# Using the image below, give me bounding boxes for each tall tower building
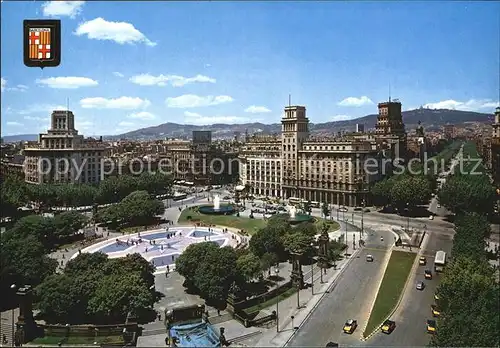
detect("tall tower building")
[281,106,309,193]
[493,107,500,138]
[375,100,405,135]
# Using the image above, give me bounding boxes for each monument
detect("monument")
[290,252,304,289]
[198,194,236,215]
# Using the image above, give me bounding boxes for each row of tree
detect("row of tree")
[432,212,499,347]
[0,172,173,218]
[35,253,156,324]
[370,174,433,209]
[95,190,165,227]
[0,211,88,309]
[175,215,345,308]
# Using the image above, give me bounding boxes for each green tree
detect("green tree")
[0,175,28,218]
[176,242,220,288]
[452,213,490,262]
[433,257,499,347]
[370,178,393,207]
[294,222,318,237]
[10,215,56,250]
[390,175,432,210]
[321,202,329,218]
[236,253,261,282]
[282,232,314,255]
[119,190,165,225]
[53,211,88,241]
[259,252,279,275]
[266,214,291,236]
[438,173,495,215]
[249,227,285,258]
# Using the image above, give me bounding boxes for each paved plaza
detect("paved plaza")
[74,225,241,274]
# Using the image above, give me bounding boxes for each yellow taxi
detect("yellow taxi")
[419,256,427,265]
[343,319,358,334]
[431,305,440,317]
[381,320,396,334]
[427,319,437,334]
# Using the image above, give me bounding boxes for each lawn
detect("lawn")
[243,287,297,315]
[31,334,124,345]
[178,206,266,235]
[363,250,416,337]
[315,218,340,232]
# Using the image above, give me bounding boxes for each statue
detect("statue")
[416,121,424,137]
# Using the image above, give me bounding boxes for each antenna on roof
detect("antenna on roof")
[389,83,391,103]
[67,97,69,111]
[289,94,291,107]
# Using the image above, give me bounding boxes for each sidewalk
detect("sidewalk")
[253,232,362,347]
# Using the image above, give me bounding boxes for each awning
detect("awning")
[235,185,245,191]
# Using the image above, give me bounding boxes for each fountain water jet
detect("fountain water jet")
[213,195,221,211]
[289,205,297,219]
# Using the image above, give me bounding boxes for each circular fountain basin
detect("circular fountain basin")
[289,213,315,225]
[198,204,236,215]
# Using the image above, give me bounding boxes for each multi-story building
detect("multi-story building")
[491,107,500,186]
[23,110,108,184]
[239,102,400,206]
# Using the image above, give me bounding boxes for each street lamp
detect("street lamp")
[406,202,410,233]
[361,199,365,235]
[274,266,280,332]
[310,242,315,295]
[10,284,16,348]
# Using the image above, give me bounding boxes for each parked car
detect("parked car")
[366,255,374,262]
[381,320,396,334]
[416,281,425,290]
[424,270,433,279]
[343,319,358,334]
[419,256,427,265]
[431,305,440,317]
[427,319,437,334]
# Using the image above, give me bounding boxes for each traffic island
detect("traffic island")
[362,250,416,338]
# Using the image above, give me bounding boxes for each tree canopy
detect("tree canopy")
[370,174,432,209]
[35,252,156,324]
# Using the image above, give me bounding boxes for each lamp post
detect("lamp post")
[10,284,16,348]
[275,266,280,332]
[406,202,410,233]
[361,199,365,235]
[310,242,315,295]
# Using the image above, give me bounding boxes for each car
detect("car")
[419,256,427,265]
[434,293,440,301]
[424,269,433,279]
[366,255,374,262]
[363,208,371,213]
[381,320,396,334]
[416,281,425,290]
[431,305,440,317]
[343,319,358,334]
[427,319,437,334]
[354,207,362,211]
[325,342,339,347]
[429,215,434,220]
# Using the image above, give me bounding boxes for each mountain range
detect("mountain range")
[1,108,493,142]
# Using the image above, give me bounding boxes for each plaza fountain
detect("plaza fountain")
[198,194,236,215]
[288,205,314,224]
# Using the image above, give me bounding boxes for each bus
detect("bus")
[173,192,188,201]
[434,250,446,272]
[289,197,301,204]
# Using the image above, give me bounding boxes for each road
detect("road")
[366,232,453,346]
[287,226,394,347]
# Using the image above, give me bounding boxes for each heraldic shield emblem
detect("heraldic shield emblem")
[23,19,61,68]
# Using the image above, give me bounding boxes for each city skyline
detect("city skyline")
[1,1,499,136]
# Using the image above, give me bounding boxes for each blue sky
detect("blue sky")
[1,1,499,136]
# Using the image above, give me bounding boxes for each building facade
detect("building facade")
[239,102,403,206]
[23,110,108,184]
[491,107,500,186]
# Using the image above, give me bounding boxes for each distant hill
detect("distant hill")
[114,108,492,140]
[2,134,38,142]
[1,108,492,142]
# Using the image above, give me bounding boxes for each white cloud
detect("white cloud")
[331,115,354,121]
[166,94,234,108]
[74,18,156,46]
[24,115,50,122]
[80,96,151,109]
[338,96,373,107]
[41,1,85,18]
[423,99,500,111]
[183,111,251,125]
[18,104,67,115]
[36,76,98,89]
[128,111,155,120]
[244,105,271,113]
[1,78,27,92]
[6,121,23,127]
[118,121,135,127]
[113,72,124,78]
[130,74,216,87]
